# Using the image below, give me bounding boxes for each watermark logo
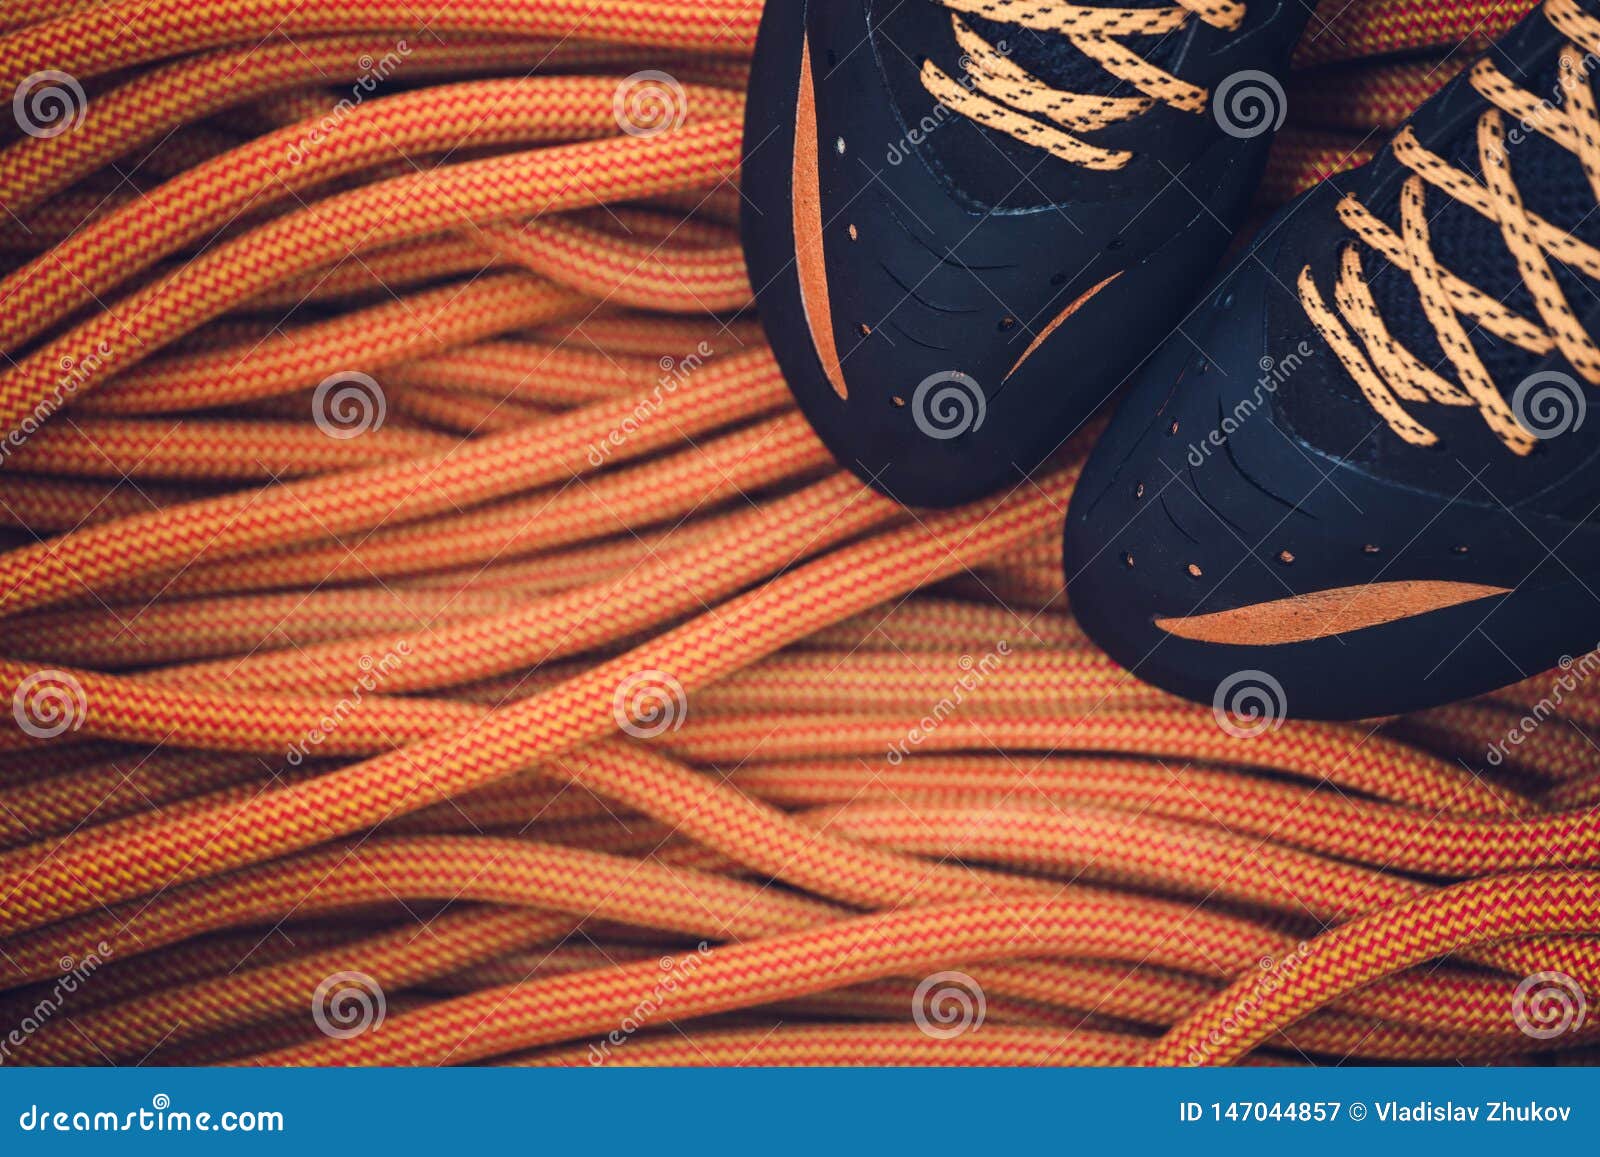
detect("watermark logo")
[1184,943,1311,1064]
[1512,971,1587,1040]
[1212,669,1287,739]
[1488,646,1600,766]
[612,670,688,739]
[284,41,412,165]
[587,341,713,467]
[2,341,113,468]
[887,642,1009,765]
[1485,47,1600,167]
[1212,70,1287,140]
[1187,341,1315,466]
[911,370,986,440]
[587,943,713,1064]
[1512,370,1586,440]
[286,644,409,765]
[312,371,386,439]
[0,942,113,1065]
[912,971,986,1039]
[12,670,87,739]
[886,40,1011,164]
[311,971,386,1039]
[13,71,87,139]
[613,71,688,138]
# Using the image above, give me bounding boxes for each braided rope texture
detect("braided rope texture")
[2,0,1596,1069]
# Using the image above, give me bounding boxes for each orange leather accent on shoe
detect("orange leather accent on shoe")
[1155,579,1510,645]
[1005,273,1121,380]
[793,37,849,401]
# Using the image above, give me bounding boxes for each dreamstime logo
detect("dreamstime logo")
[1487,646,1600,766]
[886,39,1012,164]
[1487,48,1600,166]
[613,71,688,137]
[312,371,386,439]
[1,340,113,468]
[311,971,386,1039]
[1212,70,1286,140]
[887,642,1009,765]
[587,942,713,1064]
[1512,971,1588,1040]
[1187,341,1316,466]
[1212,669,1286,739]
[11,670,87,739]
[1184,942,1312,1065]
[283,40,412,165]
[13,71,88,139]
[911,371,986,440]
[1512,371,1586,440]
[0,941,113,1065]
[586,341,713,467]
[612,669,688,739]
[912,971,986,1040]
[15,1093,283,1133]
[285,643,409,765]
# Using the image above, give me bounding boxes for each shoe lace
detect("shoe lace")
[919,0,1247,171]
[1299,0,1600,455]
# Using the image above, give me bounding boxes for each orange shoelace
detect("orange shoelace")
[2,0,1597,1071]
[1298,0,1600,453]
[920,0,1246,170]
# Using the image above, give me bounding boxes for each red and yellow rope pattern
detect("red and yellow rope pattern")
[1,0,1594,1068]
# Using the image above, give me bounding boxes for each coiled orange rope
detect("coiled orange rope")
[1,0,1593,1069]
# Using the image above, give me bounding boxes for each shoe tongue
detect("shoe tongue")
[1362,50,1600,405]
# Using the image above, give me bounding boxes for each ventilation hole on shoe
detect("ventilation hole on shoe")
[1123,552,1135,569]
[1278,550,1295,564]
[835,136,847,155]
[847,223,858,241]
[1107,236,1125,251]
[858,323,871,337]
[891,395,905,408]
[1134,482,1145,500]
[1187,563,1203,578]
[997,316,1017,332]
[1363,544,1380,555]
[1452,544,1469,555]
[1195,357,1209,374]
[1217,290,1235,309]
[1167,420,1179,436]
